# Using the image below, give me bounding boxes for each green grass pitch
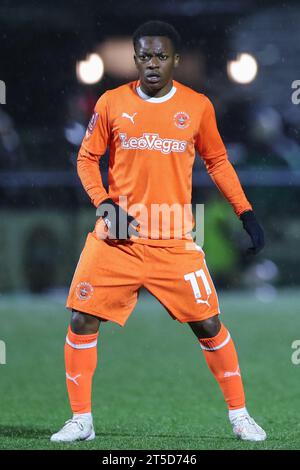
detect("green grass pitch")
[0,289,299,450]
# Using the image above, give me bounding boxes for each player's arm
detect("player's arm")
[77,146,109,207]
[77,92,111,207]
[77,93,139,239]
[196,96,264,254]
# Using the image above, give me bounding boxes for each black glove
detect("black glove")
[96,198,140,239]
[240,210,265,255]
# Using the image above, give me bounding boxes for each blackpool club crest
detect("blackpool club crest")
[173,111,191,129]
[76,282,94,301]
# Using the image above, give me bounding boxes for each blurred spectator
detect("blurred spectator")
[248,105,300,169]
[0,108,25,169]
[64,90,96,167]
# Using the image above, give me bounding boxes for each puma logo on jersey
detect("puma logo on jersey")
[224,366,241,378]
[66,372,81,386]
[122,112,137,124]
[119,132,187,154]
[196,299,211,307]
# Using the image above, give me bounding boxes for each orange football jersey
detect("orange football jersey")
[77,80,252,245]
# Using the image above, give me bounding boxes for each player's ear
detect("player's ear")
[134,54,138,67]
[174,54,180,68]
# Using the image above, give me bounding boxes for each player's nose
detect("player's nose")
[148,56,160,68]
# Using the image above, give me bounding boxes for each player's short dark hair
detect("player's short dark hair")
[133,20,181,53]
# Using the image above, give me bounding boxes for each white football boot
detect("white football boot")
[229,412,266,441]
[50,415,95,443]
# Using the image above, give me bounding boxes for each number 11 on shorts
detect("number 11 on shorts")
[184,269,212,305]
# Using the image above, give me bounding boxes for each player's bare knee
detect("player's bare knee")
[189,315,221,339]
[203,316,221,337]
[70,310,100,334]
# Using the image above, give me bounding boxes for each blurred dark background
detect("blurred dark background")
[0,0,299,300]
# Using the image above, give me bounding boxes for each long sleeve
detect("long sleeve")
[77,92,111,208]
[196,96,252,217]
[77,147,108,207]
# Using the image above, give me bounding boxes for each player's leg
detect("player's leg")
[188,314,266,441]
[50,310,100,443]
[188,314,221,338]
[71,309,101,334]
[144,243,266,441]
[51,234,143,443]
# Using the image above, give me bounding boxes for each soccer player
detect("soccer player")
[51,21,266,443]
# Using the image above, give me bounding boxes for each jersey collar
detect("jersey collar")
[136,84,177,103]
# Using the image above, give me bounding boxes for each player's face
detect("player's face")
[134,36,179,97]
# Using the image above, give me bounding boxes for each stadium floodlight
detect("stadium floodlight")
[227,53,258,84]
[76,53,104,84]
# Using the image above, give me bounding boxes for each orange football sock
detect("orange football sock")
[64,326,99,414]
[199,323,245,410]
